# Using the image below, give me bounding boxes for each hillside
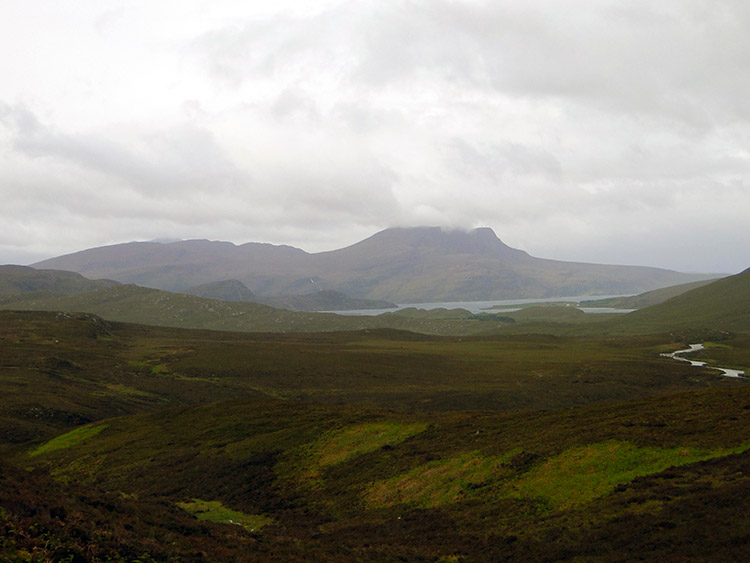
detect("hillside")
[263,289,397,312]
[14,389,750,562]
[0,265,119,302]
[580,278,718,309]
[33,226,716,302]
[181,279,259,302]
[611,267,750,334]
[0,284,503,336]
[182,279,396,311]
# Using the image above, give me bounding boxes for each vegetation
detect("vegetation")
[176,499,273,532]
[2,266,750,561]
[29,424,108,457]
[309,422,429,470]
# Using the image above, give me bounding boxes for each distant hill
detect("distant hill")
[613,267,750,333]
[580,279,718,309]
[262,289,397,312]
[182,280,396,311]
[181,279,258,302]
[33,227,718,302]
[0,265,119,303]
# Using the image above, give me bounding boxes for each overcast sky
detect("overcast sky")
[1,0,748,273]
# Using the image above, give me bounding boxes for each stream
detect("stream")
[661,344,745,378]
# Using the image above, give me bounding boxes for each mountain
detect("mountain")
[33,227,718,302]
[0,265,119,303]
[182,279,396,311]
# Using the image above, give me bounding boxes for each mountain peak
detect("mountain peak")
[360,226,529,259]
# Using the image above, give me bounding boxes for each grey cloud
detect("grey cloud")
[189,5,363,87]
[2,103,250,197]
[445,138,563,184]
[287,167,399,221]
[271,87,321,121]
[353,1,750,125]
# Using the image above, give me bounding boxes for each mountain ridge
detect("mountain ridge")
[33,226,719,302]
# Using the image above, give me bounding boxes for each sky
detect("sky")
[1,0,749,273]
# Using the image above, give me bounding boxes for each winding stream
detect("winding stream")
[661,344,745,378]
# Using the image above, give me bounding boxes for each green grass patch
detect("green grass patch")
[92,384,160,398]
[703,342,732,350]
[310,422,428,473]
[29,424,108,457]
[364,440,750,511]
[365,450,518,508]
[149,363,169,376]
[505,440,750,510]
[128,359,169,376]
[176,499,272,532]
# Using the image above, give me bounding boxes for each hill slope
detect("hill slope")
[33,227,716,302]
[17,383,750,562]
[0,284,502,336]
[181,279,259,302]
[0,265,119,302]
[182,279,396,311]
[613,267,750,333]
[580,278,718,309]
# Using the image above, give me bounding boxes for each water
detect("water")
[322,294,634,316]
[577,307,635,314]
[661,343,745,378]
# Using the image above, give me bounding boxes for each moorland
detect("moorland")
[1,259,749,561]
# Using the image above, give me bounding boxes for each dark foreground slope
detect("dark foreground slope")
[33,227,716,301]
[9,386,750,562]
[2,299,749,560]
